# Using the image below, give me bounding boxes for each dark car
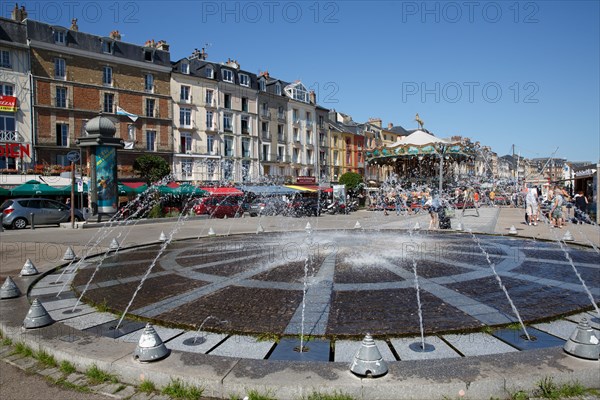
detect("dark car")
[287,197,322,217]
[1,198,84,229]
[248,197,287,217]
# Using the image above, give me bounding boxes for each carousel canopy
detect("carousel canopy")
[366,130,474,163]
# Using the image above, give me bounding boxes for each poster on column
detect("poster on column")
[95,145,117,213]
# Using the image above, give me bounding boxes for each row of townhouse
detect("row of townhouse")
[0,6,408,185]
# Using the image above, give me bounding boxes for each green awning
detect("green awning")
[0,186,11,196]
[10,180,65,196]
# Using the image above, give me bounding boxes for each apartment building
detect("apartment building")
[285,81,318,179]
[0,9,32,171]
[27,18,172,174]
[316,106,330,182]
[171,52,259,183]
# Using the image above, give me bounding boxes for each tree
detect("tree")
[339,172,363,193]
[133,154,170,183]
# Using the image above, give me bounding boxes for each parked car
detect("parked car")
[1,198,84,229]
[287,197,322,217]
[248,197,287,217]
[194,196,244,218]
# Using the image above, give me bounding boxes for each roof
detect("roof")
[396,130,447,146]
[26,19,171,67]
[0,17,27,46]
[172,58,259,89]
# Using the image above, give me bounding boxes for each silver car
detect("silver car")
[1,198,83,229]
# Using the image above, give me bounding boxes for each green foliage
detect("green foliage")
[138,379,157,393]
[85,364,118,385]
[13,342,34,357]
[2,337,12,346]
[162,378,204,400]
[59,360,76,374]
[338,172,363,190]
[510,390,529,400]
[133,154,170,183]
[246,389,277,400]
[304,391,356,400]
[535,377,586,399]
[148,202,165,219]
[35,349,57,367]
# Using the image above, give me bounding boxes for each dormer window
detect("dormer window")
[259,79,266,92]
[222,69,233,83]
[53,30,67,45]
[239,73,249,87]
[102,40,114,54]
[181,62,189,74]
[144,49,154,62]
[205,67,214,79]
[275,83,281,96]
[284,81,309,103]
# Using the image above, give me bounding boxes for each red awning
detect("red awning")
[121,181,147,189]
[200,187,244,195]
[166,181,180,188]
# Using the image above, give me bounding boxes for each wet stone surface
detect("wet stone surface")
[70,231,599,338]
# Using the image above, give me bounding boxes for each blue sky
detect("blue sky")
[7,1,599,162]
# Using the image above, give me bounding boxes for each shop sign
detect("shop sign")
[0,142,30,158]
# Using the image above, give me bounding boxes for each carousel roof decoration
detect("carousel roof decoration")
[365,129,477,164]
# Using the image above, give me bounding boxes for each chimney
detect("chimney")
[11,3,27,22]
[309,90,316,104]
[70,18,79,31]
[388,122,393,129]
[200,48,208,60]
[368,118,382,128]
[109,30,121,40]
[260,70,270,79]
[225,58,239,69]
[156,40,169,52]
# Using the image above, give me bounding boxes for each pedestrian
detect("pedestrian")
[573,191,588,224]
[549,188,564,228]
[525,186,539,226]
[489,189,496,206]
[425,194,440,230]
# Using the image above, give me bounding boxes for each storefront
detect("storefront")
[0,94,29,171]
[573,164,598,223]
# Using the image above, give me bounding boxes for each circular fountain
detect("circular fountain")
[71,230,599,342]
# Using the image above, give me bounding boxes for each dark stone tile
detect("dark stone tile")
[513,261,600,287]
[492,327,565,350]
[334,263,404,283]
[72,262,164,286]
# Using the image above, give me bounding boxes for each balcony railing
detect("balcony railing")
[277,135,286,143]
[260,110,271,118]
[0,130,18,142]
[179,95,193,104]
[277,112,286,120]
[277,154,291,162]
[261,132,271,140]
[204,99,216,107]
[292,118,301,126]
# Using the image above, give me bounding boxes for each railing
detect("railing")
[241,128,251,135]
[179,95,193,104]
[277,135,286,143]
[277,112,286,120]
[204,99,216,107]
[260,110,271,118]
[292,118,301,125]
[261,132,271,140]
[0,130,18,142]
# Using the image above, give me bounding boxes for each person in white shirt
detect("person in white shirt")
[525,186,539,226]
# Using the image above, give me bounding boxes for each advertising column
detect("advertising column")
[95,145,117,213]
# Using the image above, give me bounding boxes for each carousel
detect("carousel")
[365,116,478,191]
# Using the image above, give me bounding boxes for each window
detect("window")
[180,85,190,102]
[224,136,233,156]
[145,99,155,117]
[261,144,269,161]
[205,89,214,105]
[293,148,299,163]
[205,67,214,79]
[0,50,10,68]
[241,115,249,134]
[182,159,193,178]
[103,93,114,113]
[293,128,299,142]
[306,130,312,144]
[54,58,66,79]
[223,113,232,132]
[56,123,68,147]
[222,69,233,83]
[277,146,285,161]
[0,115,16,139]
[144,74,153,92]
[53,30,66,45]
[239,74,249,87]
[306,112,312,122]
[144,49,153,62]
[293,109,299,123]
[277,124,284,141]
[242,160,250,182]
[261,121,268,135]
[180,63,189,74]
[146,130,156,151]
[306,149,313,164]
[278,106,285,119]
[206,134,214,154]
[179,107,191,127]
[56,87,67,108]
[0,83,13,95]
[206,111,213,129]
[102,66,112,86]
[259,79,266,92]
[224,93,231,109]
[207,160,215,178]
[275,83,281,96]
[223,160,233,180]
[241,97,248,112]
[180,132,192,153]
[242,137,250,158]
[318,115,324,128]
[102,41,113,54]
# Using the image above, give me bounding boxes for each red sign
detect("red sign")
[0,95,17,112]
[296,176,316,184]
[0,143,30,158]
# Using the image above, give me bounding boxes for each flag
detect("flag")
[116,106,138,122]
